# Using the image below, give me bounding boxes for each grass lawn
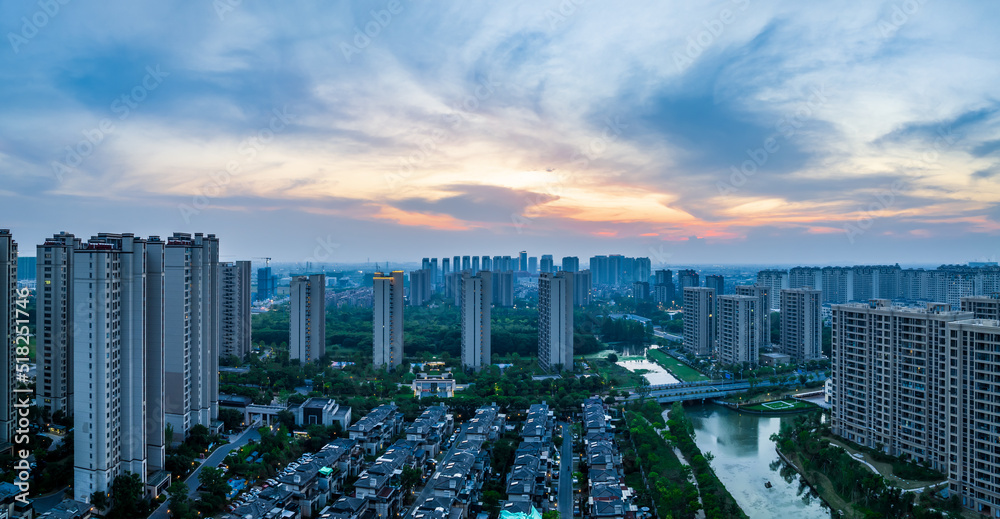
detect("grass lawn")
[646,348,708,382]
[585,358,647,388]
[741,399,816,412]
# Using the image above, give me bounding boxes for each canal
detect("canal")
[679,403,833,519]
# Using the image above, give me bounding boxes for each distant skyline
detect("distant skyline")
[3,2,1000,264]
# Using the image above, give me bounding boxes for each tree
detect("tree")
[165,423,174,445]
[218,408,244,431]
[277,409,296,431]
[606,353,619,363]
[167,481,196,519]
[400,466,422,494]
[108,472,145,519]
[90,491,109,511]
[543,511,561,519]
[197,467,230,513]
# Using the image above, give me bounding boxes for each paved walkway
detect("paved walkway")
[825,438,946,491]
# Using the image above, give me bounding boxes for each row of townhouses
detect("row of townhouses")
[583,398,637,519]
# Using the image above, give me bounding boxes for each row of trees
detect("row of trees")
[621,409,701,519]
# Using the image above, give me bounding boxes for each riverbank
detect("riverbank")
[775,446,855,518]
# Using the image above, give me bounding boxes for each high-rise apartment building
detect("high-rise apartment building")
[960,295,1000,320]
[373,271,404,370]
[607,255,623,286]
[755,270,789,310]
[256,266,277,301]
[705,274,724,295]
[683,287,715,357]
[573,270,591,307]
[852,266,875,302]
[429,258,438,287]
[735,285,771,350]
[632,281,650,301]
[821,267,853,304]
[654,269,675,305]
[561,256,579,273]
[634,257,651,283]
[589,255,608,285]
[37,232,82,415]
[461,255,471,272]
[678,269,699,290]
[471,256,480,272]
[780,288,822,361]
[0,230,16,446]
[538,272,573,372]
[717,295,759,366]
[540,255,554,274]
[519,251,527,272]
[441,257,451,282]
[290,274,326,364]
[528,256,538,274]
[481,256,491,272]
[492,270,514,307]
[460,271,491,371]
[408,269,432,306]
[789,266,821,290]
[219,261,252,360]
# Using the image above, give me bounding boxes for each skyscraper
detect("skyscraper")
[717,295,759,366]
[290,274,326,364]
[462,255,471,272]
[788,266,821,289]
[607,254,623,285]
[37,232,82,415]
[573,270,592,307]
[441,257,451,282]
[519,251,527,272]
[256,266,277,301]
[540,254,554,274]
[71,234,151,502]
[408,269,432,306]
[632,281,650,301]
[461,271,491,371]
[705,274,724,295]
[682,287,715,357]
[373,271,405,370]
[589,255,608,284]
[960,294,1000,320]
[220,261,252,360]
[678,269,699,290]
[538,272,573,372]
[735,285,771,349]
[634,257,651,283]
[756,269,789,310]
[780,288,822,361]
[528,256,538,274]
[492,270,514,307]
[0,230,16,446]
[561,256,579,273]
[821,266,853,304]
[654,269,675,305]
[481,255,492,272]
[471,256,480,272]
[429,258,438,287]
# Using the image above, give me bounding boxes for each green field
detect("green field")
[741,399,816,412]
[646,348,708,382]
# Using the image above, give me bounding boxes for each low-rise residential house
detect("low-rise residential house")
[348,404,404,455]
[35,501,93,519]
[223,488,300,519]
[406,406,455,457]
[317,497,368,519]
[463,405,505,442]
[582,398,608,435]
[521,404,553,444]
[413,497,462,519]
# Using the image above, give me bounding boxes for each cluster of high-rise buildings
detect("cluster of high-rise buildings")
[757,264,1000,310]
[682,281,822,367]
[0,230,252,504]
[831,296,1000,516]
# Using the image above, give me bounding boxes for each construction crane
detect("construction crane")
[252,257,272,267]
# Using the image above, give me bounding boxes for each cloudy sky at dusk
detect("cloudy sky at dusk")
[2,1,1000,265]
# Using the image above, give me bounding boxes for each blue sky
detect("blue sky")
[2,0,1000,265]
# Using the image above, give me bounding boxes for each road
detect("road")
[558,423,573,519]
[147,426,262,519]
[405,428,467,518]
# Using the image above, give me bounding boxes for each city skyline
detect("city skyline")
[3,2,1000,264]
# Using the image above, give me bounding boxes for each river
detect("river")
[680,403,833,519]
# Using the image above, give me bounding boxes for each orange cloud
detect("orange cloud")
[371,206,472,231]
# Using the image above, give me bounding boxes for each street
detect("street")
[147,426,262,519]
[558,423,572,519]
[405,428,467,518]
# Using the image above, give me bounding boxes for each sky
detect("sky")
[2,0,1000,265]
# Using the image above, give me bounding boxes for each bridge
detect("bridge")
[627,373,828,404]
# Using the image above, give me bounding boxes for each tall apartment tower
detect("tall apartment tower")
[373,271,405,370]
[256,266,277,301]
[705,274,724,295]
[37,232,82,415]
[538,272,574,372]
[788,266,821,289]
[540,255,554,274]
[143,238,167,475]
[481,256,491,272]
[755,269,789,310]
[561,256,579,273]
[471,256,480,272]
[72,234,151,502]
[735,285,771,349]
[408,269,432,306]
[946,319,1000,514]
[573,270,592,307]
[821,267,853,304]
[635,257,651,283]
[959,295,1000,320]
[220,261,252,360]
[677,269,699,290]
[290,274,326,364]
[528,256,538,274]
[831,301,971,470]
[654,269,676,305]
[589,255,608,284]
[158,233,219,436]
[780,288,823,361]
[492,271,514,307]
[0,230,16,446]
[632,281,650,301]
[461,271,492,371]
[717,295,758,366]
[518,251,528,272]
[682,287,715,357]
